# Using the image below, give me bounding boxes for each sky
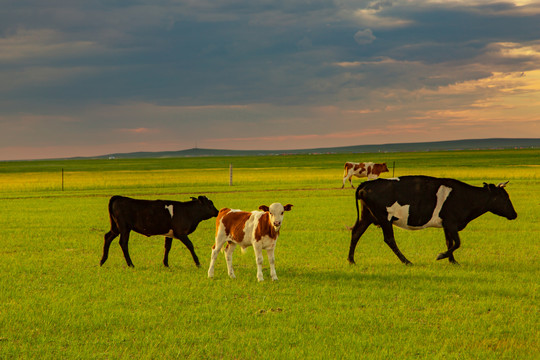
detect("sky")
[1,0,540,160]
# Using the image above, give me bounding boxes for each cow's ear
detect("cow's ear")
[259,205,269,212]
[483,182,488,188]
[284,204,293,211]
[497,181,509,188]
[190,197,197,201]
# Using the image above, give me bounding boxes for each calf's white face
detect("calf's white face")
[270,203,285,229]
[259,203,293,230]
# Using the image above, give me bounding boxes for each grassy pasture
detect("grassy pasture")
[0,149,538,359]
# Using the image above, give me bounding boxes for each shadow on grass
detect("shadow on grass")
[282,264,485,286]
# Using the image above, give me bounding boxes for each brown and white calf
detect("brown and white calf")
[342,162,389,188]
[207,203,293,281]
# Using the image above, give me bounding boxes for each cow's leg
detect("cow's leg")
[342,172,352,189]
[441,228,457,264]
[348,218,372,264]
[253,243,265,282]
[223,242,237,279]
[100,230,118,266]
[178,234,200,267]
[208,235,227,278]
[267,247,278,281]
[381,223,412,265]
[118,231,134,267]
[437,228,461,264]
[163,237,173,267]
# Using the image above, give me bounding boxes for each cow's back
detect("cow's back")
[110,196,173,231]
[358,176,449,201]
[217,208,261,244]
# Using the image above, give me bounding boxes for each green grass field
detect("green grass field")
[0,150,538,359]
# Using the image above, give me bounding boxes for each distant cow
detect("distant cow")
[208,203,293,281]
[342,162,389,188]
[348,176,517,265]
[101,195,219,267]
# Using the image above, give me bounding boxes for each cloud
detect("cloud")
[1,1,540,159]
[354,29,376,45]
[0,28,102,63]
[352,8,412,29]
[117,127,161,135]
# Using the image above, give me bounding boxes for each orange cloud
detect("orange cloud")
[117,127,161,134]
[204,127,425,146]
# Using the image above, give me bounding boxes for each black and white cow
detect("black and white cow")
[348,175,517,265]
[101,195,219,267]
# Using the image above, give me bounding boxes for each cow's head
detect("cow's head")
[192,196,220,218]
[259,203,293,230]
[381,163,389,173]
[483,182,517,220]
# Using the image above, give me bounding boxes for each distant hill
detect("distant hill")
[85,138,540,160]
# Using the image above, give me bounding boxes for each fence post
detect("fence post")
[62,168,64,191]
[229,163,233,186]
[393,161,395,177]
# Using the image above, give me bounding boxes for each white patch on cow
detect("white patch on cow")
[162,229,175,237]
[387,185,452,230]
[387,202,410,226]
[237,211,264,249]
[258,233,278,250]
[165,205,173,218]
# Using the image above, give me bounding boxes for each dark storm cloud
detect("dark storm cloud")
[1,0,536,106]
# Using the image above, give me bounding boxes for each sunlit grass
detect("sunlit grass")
[0,149,538,359]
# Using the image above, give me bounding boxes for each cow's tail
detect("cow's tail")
[343,163,349,178]
[355,187,361,223]
[108,195,122,233]
[350,182,367,230]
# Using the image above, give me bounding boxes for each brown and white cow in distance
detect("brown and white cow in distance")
[342,162,389,188]
[208,203,293,281]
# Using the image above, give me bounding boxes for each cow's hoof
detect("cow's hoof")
[436,253,448,260]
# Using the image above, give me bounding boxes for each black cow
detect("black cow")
[100,195,219,267]
[348,175,517,265]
